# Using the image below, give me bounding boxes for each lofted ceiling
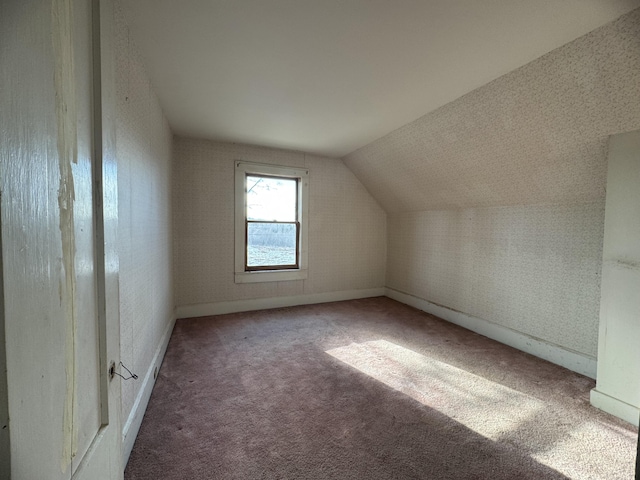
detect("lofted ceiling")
[120,0,640,158]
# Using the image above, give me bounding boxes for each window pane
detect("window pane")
[247,222,297,267]
[246,176,296,222]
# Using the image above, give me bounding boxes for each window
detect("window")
[235,161,308,283]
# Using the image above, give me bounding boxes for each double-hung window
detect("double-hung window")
[234,161,308,283]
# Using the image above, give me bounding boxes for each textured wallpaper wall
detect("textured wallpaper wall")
[115,1,174,428]
[345,9,640,358]
[344,9,640,213]
[173,138,386,308]
[387,204,605,356]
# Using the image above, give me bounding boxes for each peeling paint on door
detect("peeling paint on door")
[52,0,79,470]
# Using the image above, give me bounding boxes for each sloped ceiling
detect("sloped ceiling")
[120,0,639,158]
[344,10,640,212]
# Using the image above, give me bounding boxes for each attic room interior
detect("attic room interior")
[2,0,640,479]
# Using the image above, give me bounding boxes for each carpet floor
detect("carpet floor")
[125,297,638,479]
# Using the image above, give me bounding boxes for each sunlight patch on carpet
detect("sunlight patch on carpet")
[326,340,638,478]
[529,420,638,479]
[326,339,545,441]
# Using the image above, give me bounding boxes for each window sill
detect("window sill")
[234,269,308,284]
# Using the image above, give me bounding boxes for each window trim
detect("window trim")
[234,161,309,283]
[245,174,299,271]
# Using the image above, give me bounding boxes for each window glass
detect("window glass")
[246,176,297,222]
[247,223,297,267]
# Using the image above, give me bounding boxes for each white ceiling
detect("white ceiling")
[120,0,640,158]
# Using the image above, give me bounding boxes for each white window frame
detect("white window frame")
[234,161,309,283]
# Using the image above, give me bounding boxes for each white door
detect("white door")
[72,0,123,478]
[0,0,122,478]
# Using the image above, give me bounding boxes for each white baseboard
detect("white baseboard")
[175,288,386,319]
[590,389,640,426]
[385,288,597,379]
[122,313,177,466]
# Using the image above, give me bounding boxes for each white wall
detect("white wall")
[173,138,387,316]
[114,0,175,460]
[387,203,604,358]
[344,9,640,377]
[591,129,640,426]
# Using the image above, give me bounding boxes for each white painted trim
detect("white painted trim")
[175,288,385,318]
[235,268,308,284]
[590,388,640,426]
[385,288,597,379]
[122,313,177,466]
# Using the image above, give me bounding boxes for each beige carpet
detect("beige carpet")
[125,297,638,479]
